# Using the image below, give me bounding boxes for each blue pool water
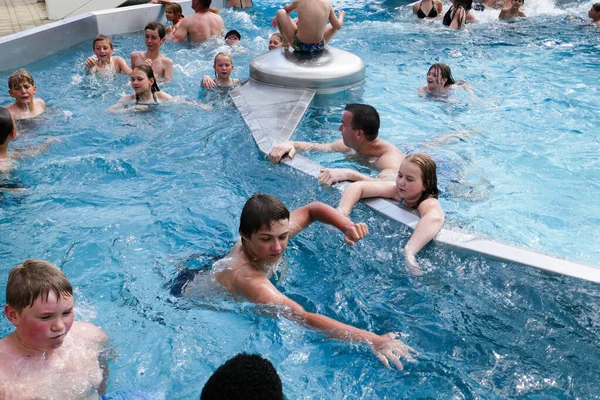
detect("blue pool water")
[1,0,599,398]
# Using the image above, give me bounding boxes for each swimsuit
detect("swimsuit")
[417,2,438,18]
[292,35,325,54]
[135,92,158,105]
[443,6,454,26]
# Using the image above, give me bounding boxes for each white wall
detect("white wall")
[46,0,145,20]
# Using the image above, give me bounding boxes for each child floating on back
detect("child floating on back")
[0,107,60,173]
[337,153,445,275]
[84,35,132,75]
[0,259,108,399]
[6,69,46,120]
[271,0,345,53]
[201,52,239,90]
[130,22,174,81]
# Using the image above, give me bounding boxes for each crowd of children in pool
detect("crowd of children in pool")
[2,0,599,397]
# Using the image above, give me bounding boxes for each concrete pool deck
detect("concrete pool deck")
[0,0,52,37]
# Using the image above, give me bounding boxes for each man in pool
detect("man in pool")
[269,104,406,186]
[0,106,60,174]
[0,259,108,399]
[271,0,345,53]
[194,193,416,369]
[172,0,224,42]
[589,3,600,24]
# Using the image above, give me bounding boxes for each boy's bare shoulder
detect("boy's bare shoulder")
[71,321,107,343]
[35,98,46,107]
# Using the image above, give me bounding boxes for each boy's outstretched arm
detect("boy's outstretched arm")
[16,138,61,159]
[289,201,368,245]
[234,274,417,369]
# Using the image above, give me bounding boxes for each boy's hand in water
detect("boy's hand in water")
[269,141,295,164]
[371,332,418,370]
[45,137,62,145]
[343,222,368,245]
[85,57,98,69]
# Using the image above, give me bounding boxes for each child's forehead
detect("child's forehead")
[145,28,160,35]
[9,78,33,88]
[26,292,74,311]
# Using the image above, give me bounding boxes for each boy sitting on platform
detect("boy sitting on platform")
[0,259,108,399]
[271,0,345,53]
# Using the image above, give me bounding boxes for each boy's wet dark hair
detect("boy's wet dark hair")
[0,106,15,145]
[6,259,73,313]
[145,21,166,39]
[344,104,380,141]
[593,3,600,11]
[201,353,284,400]
[239,194,290,240]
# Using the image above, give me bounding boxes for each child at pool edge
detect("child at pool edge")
[419,63,474,99]
[271,0,345,53]
[268,32,287,49]
[0,107,60,173]
[0,259,108,399]
[336,153,445,276]
[201,193,417,370]
[164,2,184,38]
[6,69,46,120]
[201,52,239,89]
[84,35,132,75]
[130,22,174,81]
[499,0,525,20]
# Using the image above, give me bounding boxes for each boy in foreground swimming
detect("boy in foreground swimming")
[0,106,60,173]
[0,259,108,399]
[6,69,46,120]
[499,0,525,19]
[203,194,416,369]
[271,0,345,53]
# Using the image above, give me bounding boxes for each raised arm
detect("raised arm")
[234,273,416,369]
[289,201,368,245]
[269,139,349,164]
[328,6,343,30]
[337,181,398,216]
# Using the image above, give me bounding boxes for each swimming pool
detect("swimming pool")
[1,0,599,398]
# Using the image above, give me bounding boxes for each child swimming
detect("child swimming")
[419,63,474,99]
[0,259,108,399]
[6,69,46,120]
[337,153,445,275]
[108,65,210,112]
[165,2,184,38]
[499,0,526,20]
[130,22,174,81]
[201,52,239,90]
[0,106,60,173]
[107,65,173,112]
[84,35,132,75]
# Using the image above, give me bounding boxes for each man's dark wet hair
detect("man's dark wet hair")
[344,104,380,141]
[239,194,290,240]
[145,21,166,39]
[201,353,284,400]
[594,3,600,12]
[0,107,15,145]
[197,0,213,9]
